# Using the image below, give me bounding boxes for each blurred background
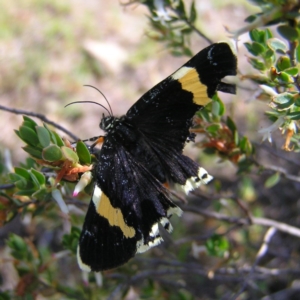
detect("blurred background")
[2,1,300,299]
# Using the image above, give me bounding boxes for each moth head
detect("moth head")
[100,114,115,132]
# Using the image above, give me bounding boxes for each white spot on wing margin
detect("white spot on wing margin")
[77,246,92,272]
[176,167,213,194]
[171,66,193,80]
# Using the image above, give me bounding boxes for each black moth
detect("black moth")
[77,43,237,272]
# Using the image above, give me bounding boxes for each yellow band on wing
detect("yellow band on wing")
[93,187,136,239]
[172,66,211,106]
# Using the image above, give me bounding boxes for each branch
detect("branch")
[184,205,300,238]
[262,164,300,183]
[0,105,79,141]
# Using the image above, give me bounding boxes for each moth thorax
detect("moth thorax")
[100,116,116,132]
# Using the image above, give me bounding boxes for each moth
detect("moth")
[77,43,237,272]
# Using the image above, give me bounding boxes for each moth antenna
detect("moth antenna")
[84,85,113,116]
[65,101,111,116]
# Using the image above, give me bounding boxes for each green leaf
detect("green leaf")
[287,111,300,120]
[76,141,91,165]
[205,234,229,257]
[206,124,221,135]
[51,131,64,147]
[294,94,300,107]
[22,116,38,130]
[278,71,294,84]
[267,38,287,53]
[249,29,264,43]
[189,1,197,23]
[251,42,265,55]
[30,169,45,185]
[296,44,300,62]
[248,57,266,71]
[61,146,78,164]
[284,67,298,76]
[22,146,42,159]
[14,167,31,180]
[264,172,280,188]
[239,136,253,155]
[226,116,237,132]
[7,234,33,261]
[43,123,64,147]
[264,28,273,41]
[276,56,291,71]
[244,14,257,23]
[272,92,294,110]
[32,188,48,199]
[277,25,299,41]
[62,227,81,254]
[42,145,63,162]
[19,126,39,147]
[9,173,27,189]
[36,126,51,148]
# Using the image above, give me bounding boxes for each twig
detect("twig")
[262,164,300,183]
[184,205,300,238]
[0,105,79,141]
[170,7,213,45]
[234,227,277,299]
[252,142,300,168]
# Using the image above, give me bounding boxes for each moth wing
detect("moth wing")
[125,43,236,190]
[77,139,181,272]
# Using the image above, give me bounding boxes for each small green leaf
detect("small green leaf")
[36,126,51,148]
[287,111,300,120]
[197,108,211,122]
[76,141,91,165]
[239,136,253,155]
[189,0,197,23]
[264,172,280,188]
[51,131,64,147]
[62,227,81,254]
[244,14,257,23]
[294,95,300,107]
[273,92,294,109]
[28,172,41,189]
[248,57,266,71]
[278,72,294,84]
[264,49,275,59]
[249,29,264,43]
[9,173,27,189]
[267,38,287,53]
[206,124,221,134]
[7,234,33,261]
[14,167,31,180]
[276,56,291,71]
[244,43,256,56]
[284,67,298,76]
[42,145,63,162]
[226,116,237,132]
[61,146,78,164]
[30,169,45,185]
[264,28,273,41]
[22,116,38,130]
[22,146,42,159]
[19,126,39,147]
[296,44,300,62]
[252,42,265,55]
[43,123,64,146]
[277,25,299,41]
[32,188,48,200]
[205,234,229,257]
